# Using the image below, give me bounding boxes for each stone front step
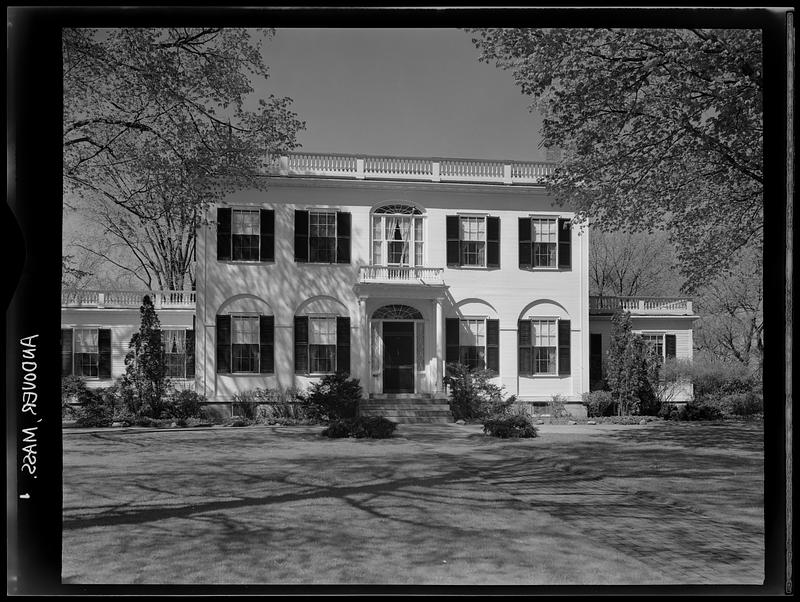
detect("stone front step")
[360,408,453,418]
[360,397,453,423]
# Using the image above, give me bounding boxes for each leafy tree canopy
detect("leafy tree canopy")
[63,28,305,289]
[468,28,762,291]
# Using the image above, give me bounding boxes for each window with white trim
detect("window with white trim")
[74,328,99,378]
[162,329,187,378]
[232,315,260,373]
[232,209,260,261]
[309,316,337,373]
[372,213,424,267]
[531,218,557,268]
[459,319,486,370]
[309,211,337,263]
[519,319,557,375]
[459,216,486,267]
[641,334,665,359]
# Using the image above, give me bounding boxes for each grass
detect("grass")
[62,421,763,585]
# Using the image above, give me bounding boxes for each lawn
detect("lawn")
[62,420,764,585]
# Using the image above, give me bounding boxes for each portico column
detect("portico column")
[435,297,443,394]
[359,297,370,396]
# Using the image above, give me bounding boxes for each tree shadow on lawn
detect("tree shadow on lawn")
[603,420,763,454]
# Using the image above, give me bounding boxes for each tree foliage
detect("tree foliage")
[122,295,168,417]
[605,311,660,416]
[63,28,305,289]
[468,28,762,291]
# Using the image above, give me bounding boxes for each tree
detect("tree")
[63,28,305,289]
[693,247,763,372]
[590,230,681,297]
[122,295,168,417]
[468,28,762,291]
[605,311,659,416]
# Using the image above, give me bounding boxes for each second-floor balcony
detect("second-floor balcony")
[266,152,555,185]
[62,289,196,309]
[358,265,445,286]
[589,296,694,316]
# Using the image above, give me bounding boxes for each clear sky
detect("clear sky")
[259,28,546,162]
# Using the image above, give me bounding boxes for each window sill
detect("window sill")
[296,262,350,266]
[519,373,565,378]
[218,260,274,265]
[446,265,498,270]
[519,266,564,271]
[219,372,274,376]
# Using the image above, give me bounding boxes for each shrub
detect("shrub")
[231,390,260,421]
[664,400,724,421]
[303,373,363,422]
[581,390,618,417]
[547,394,572,419]
[163,389,206,420]
[483,413,538,438]
[74,388,115,427]
[690,357,761,400]
[444,363,516,421]
[321,416,397,439]
[606,312,661,416]
[727,391,763,416]
[62,375,88,420]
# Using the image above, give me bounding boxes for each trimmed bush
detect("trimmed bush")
[304,373,363,421]
[483,413,538,438]
[321,416,397,439]
[444,363,516,421]
[163,389,206,420]
[581,390,617,418]
[74,388,115,427]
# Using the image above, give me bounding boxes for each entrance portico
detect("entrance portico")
[354,281,448,398]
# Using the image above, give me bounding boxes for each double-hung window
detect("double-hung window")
[446,215,500,268]
[294,315,351,375]
[231,316,260,373]
[309,316,337,373]
[294,210,351,264]
[162,329,195,379]
[216,207,275,262]
[232,210,260,261]
[519,216,572,269]
[61,327,112,379]
[445,317,499,372]
[215,314,274,374]
[74,328,100,378]
[372,213,424,267]
[309,212,337,263]
[518,318,571,376]
[640,333,677,360]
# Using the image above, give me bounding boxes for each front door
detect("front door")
[382,321,415,394]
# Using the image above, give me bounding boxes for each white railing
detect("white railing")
[359,265,445,285]
[266,152,554,184]
[61,289,196,309]
[589,296,693,315]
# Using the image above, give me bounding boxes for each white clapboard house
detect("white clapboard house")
[61,152,698,420]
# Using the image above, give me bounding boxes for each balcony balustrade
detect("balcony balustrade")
[61,289,196,309]
[266,152,554,185]
[589,296,693,315]
[358,265,445,286]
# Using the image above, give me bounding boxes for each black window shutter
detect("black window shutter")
[519,218,532,268]
[487,216,500,268]
[336,212,351,264]
[518,320,532,375]
[217,207,232,261]
[558,218,572,270]
[185,329,195,378]
[445,318,460,364]
[486,319,499,373]
[294,210,309,263]
[665,334,677,359]
[61,329,73,376]
[336,317,351,374]
[446,216,460,267]
[216,315,231,374]
[260,209,275,262]
[259,315,274,374]
[294,316,309,373]
[558,319,571,375]
[98,329,112,379]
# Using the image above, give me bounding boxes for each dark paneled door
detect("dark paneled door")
[382,321,415,394]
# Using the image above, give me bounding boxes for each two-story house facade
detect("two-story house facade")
[194,153,591,417]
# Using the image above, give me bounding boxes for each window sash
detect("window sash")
[520,319,559,375]
[459,346,486,371]
[309,345,336,373]
[74,328,98,353]
[163,329,187,378]
[232,343,259,373]
[372,214,424,267]
[232,210,259,235]
[642,334,665,358]
[309,317,337,346]
[75,352,99,377]
[458,216,487,267]
[232,316,259,345]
